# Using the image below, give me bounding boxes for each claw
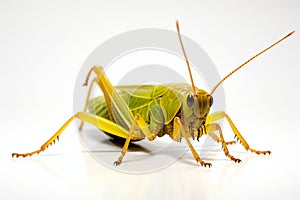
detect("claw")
[114,160,121,166]
[198,160,212,168]
[262,150,271,155]
[228,155,242,163]
[12,153,25,158]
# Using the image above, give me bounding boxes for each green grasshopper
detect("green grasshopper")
[12,21,294,167]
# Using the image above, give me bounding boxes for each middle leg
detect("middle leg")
[206,123,241,163]
[174,117,212,167]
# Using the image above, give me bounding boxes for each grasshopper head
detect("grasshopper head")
[182,89,212,127]
[187,90,213,116]
[181,89,213,140]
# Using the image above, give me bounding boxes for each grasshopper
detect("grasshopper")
[12,21,294,167]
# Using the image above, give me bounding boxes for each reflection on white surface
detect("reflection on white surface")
[2,136,297,200]
[78,125,219,174]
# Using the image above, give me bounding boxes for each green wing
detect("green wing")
[116,85,168,123]
[160,83,193,124]
[89,83,193,125]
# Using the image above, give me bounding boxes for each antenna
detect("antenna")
[210,30,295,96]
[176,20,197,95]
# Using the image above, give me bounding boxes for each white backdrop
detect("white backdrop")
[0,0,299,199]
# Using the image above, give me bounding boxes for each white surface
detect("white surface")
[0,0,300,200]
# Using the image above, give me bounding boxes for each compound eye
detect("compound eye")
[209,96,213,107]
[187,94,194,107]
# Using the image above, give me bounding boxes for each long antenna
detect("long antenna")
[210,30,295,96]
[176,20,197,95]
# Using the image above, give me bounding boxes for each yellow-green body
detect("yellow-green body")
[88,83,212,141]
